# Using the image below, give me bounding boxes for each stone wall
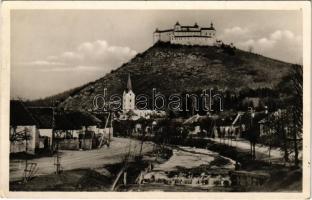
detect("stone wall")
[171,36,215,46]
[57,138,96,150]
[58,139,80,150]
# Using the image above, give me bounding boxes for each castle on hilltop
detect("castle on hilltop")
[153,22,218,46]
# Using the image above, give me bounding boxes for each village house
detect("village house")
[214,112,246,139]
[94,112,114,140]
[28,107,54,149]
[10,100,105,154]
[183,114,208,136]
[54,110,102,150]
[10,100,39,155]
[183,112,244,139]
[257,109,286,137]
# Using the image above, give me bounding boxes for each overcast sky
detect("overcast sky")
[11,10,302,100]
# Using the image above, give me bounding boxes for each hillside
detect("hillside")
[56,42,293,110]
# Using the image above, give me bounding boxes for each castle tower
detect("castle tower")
[123,74,135,111]
[174,21,181,31]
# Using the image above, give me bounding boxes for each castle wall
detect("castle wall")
[171,36,215,46]
[201,30,216,37]
[154,32,171,43]
[174,31,201,37]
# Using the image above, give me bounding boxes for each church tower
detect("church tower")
[123,74,135,111]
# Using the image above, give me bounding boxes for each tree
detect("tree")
[248,45,254,53]
[136,117,152,157]
[289,64,303,167]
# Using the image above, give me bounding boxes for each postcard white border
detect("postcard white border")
[1,1,311,199]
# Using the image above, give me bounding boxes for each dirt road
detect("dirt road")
[207,138,302,163]
[10,137,154,181]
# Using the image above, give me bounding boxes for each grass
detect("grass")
[10,168,112,191]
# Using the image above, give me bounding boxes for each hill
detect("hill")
[46,42,293,110]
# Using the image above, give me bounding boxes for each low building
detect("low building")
[10,100,104,154]
[54,110,102,150]
[28,107,54,149]
[10,100,39,154]
[94,113,114,139]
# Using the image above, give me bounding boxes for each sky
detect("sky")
[11,10,303,100]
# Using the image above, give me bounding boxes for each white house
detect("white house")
[10,101,39,154]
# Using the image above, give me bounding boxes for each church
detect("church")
[121,74,166,120]
[122,74,135,111]
[153,22,218,46]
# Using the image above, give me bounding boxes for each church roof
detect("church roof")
[127,73,132,91]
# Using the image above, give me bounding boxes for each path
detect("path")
[10,137,154,182]
[207,137,285,163]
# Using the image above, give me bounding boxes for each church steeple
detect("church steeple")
[127,73,132,91]
[123,73,135,111]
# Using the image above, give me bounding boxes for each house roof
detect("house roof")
[181,25,198,28]
[94,113,112,128]
[54,113,77,130]
[174,30,201,33]
[10,100,37,126]
[54,111,102,130]
[174,35,213,38]
[28,107,54,129]
[154,29,173,33]
[183,114,209,125]
[60,111,102,129]
[10,100,102,130]
[201,27,215,30]
[155,23,216,33]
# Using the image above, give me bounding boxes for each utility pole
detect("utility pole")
[55,141,61,174]
[108,111,113,146]
[52,101,61,174]
[248,107,255,160]
[265,106,271,165]
[23,127,28,183]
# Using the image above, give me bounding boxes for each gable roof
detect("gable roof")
[55,112,77,130]
[94,113,112,128]
[28,107,54,129]
[55,110,102,130]
[10,100,102,130]
[10,100,37,126]
[155,29,173,33]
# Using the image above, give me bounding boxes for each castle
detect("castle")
[153,22,217,46]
